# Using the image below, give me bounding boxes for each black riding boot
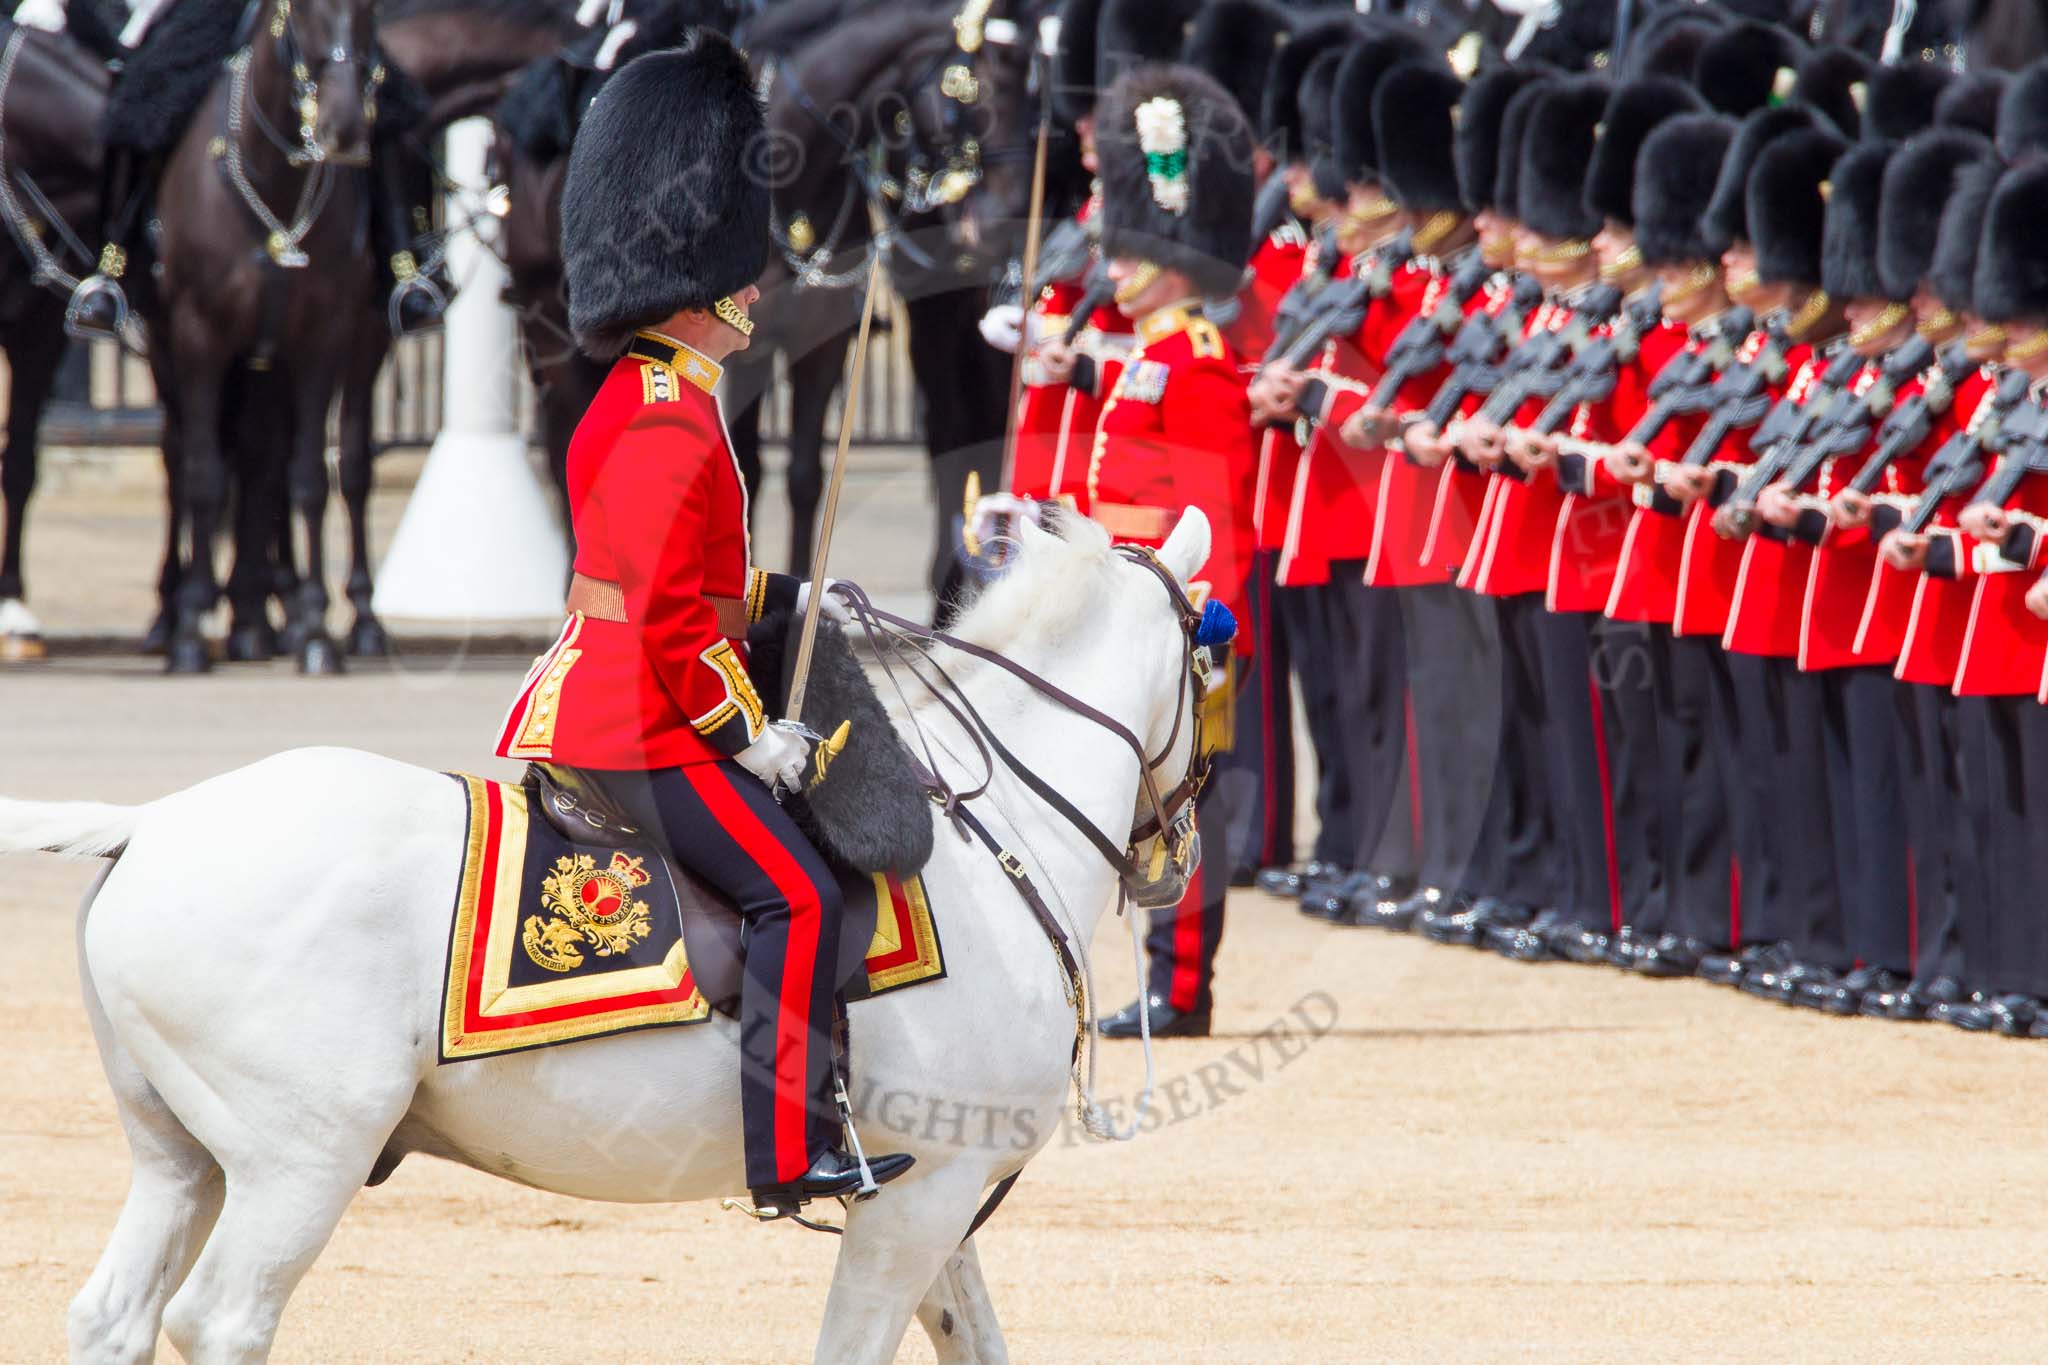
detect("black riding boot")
[66,144,146,342]
[373,136,449,336]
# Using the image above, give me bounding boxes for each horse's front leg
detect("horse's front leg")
[816,1160,992,1365]
[338,316,390,657]
[165,313,228,674]
[0,325,62,661]
[286,358,345,674]
[914,1234,1011,1364]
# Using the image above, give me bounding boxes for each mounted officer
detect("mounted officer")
[60,0,446,341]
[493,32,913,1218]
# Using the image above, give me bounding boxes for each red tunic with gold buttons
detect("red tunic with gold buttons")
[1460,301,1575,599]
[1088,301,1258,649]
[1603,323,1716,624]
[1274,250,1369,588]
[1555,316,1691,614]
[1953,400,2048,697]
[1703,340,1820,653]
[498,332,779,770]
[1420,276,1521,578]
[1225,218,1311,363]
[1359,261,1464,589]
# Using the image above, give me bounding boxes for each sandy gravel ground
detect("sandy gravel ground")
[7,660,2048,1364]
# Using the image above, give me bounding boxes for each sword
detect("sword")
[996,50,1054,494]
[786,251,885,725]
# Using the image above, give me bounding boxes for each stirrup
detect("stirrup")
[386,250,449,337]
[64,273,133,346]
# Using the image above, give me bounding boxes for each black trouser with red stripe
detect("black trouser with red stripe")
[1818,666,1912,975]
[1146,775,1229,1014]
[606,761,843,1191]
[1275,582,1356,867]
[1217,550,1296,875]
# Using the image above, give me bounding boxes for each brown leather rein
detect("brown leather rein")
[827,546,1209,901]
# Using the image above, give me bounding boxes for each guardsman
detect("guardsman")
[495,37,911,1215]
[1181,0,1299,885]
[1022,0,1200,504]
[1259,29,1435,923]
[1593,111,1743,976]
[1331,59,1494,931]
[1869,143,2008,1022]
[1751,140,1918,1012]
[1501,75,1708,966]
[1082,59,1259,1038]
[1948,159,2048,1035]
[1247,28,1361,910]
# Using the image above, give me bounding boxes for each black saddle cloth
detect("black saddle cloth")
[103,0,425,155]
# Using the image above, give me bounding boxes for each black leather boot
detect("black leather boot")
[749,1147,915,1217]
[1098,994,1211,1038]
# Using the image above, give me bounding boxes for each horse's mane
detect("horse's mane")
[947,512,1118,658]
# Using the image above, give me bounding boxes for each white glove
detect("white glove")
[978,303,1025,354]
[795,578,852,625]
[736,719,812,793]
[14,0,64,32]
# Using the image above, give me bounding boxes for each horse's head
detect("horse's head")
[935,0,1043,262]
[959,507,1218,908]
[272,0,380,166]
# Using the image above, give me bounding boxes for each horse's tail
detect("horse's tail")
[0,798,140,858]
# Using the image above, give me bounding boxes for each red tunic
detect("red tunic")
[1012,197,1136,503]
[1604,325,1714,625]
[1420,277,1521,578]
[1707,341,1821,654]
[1892,368,1998,687]
[498,333,774,770]
[1088,301,1258,650]
[1555,316,1690,615]
[1461,301,1575,599]
[1225,219,1311,362]
[1954,402,2048,696]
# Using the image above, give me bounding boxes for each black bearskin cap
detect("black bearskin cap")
[1519,0,1616,70]
[1300,47,1350,201]
[1182,0,1290,137]
[1494,75,1560,224]
[1098,62,1257,296]
[1624,9,1724,81]
[1456,65,1542,213]
[1997,56,2048,163]
[1262,16,1358,161]
[1864,61,1949,141]
[1793,45,1872,140]
[1879,128,1995,299]
[1820,141,1900,301]
[1052,0,1104,126]
[1585,77,1707,227]
[1932,158,1999,315]
[1332,30,1435,185]
[1634,112,1737,266]
[1746,125,1846,285]
[1935,70,2007,138]
[1693,19,1804,115]
[562,34,769,359]
[1704,102,1822,251]
[1097,0,1203,91]
[1519,76,1612,240]
[1974,161,2048,323]
[1376,62,1467,215]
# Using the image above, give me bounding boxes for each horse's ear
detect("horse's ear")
[1158,508,1212,585]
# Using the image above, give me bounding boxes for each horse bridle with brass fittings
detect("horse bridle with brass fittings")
[831,543,1212,911]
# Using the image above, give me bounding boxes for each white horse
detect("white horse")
[1,508,1211,1364]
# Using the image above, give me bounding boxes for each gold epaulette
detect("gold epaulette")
[1186,316,1224,361]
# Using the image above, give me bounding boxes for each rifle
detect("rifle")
[1531,285,1666,437]
[1887,368,2033,537]
[1848,340,1976,498]
[1261,223,1344,363]
[1270,232,1416,372]
[1942,386,2048,531]
[1768,337,1935,543]
[1471,283,1624,428]
[1612,305,1754,449]
[1713,346,1867,539]
[1668,315,1797,473]
[1058,263,1114,346]
[1029,213,1092,298]
[1418,273,1548,431]
[1360,249,1494,411]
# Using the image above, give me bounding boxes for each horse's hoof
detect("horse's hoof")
[225,622,278,663]
[278,619,311,655]
[141,615,172,656]
[165,636,211,675]
[346,617,390,658]
[298,634,345,676]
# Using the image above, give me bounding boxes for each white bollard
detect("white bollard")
[373,117,569,625]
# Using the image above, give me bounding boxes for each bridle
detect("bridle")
[833,542,1213,911]
[254,0,382,169]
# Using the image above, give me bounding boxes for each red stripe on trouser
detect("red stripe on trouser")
[1404,687,1423,852]
[686,764,824,1184]
[1170,861,1205,1012]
